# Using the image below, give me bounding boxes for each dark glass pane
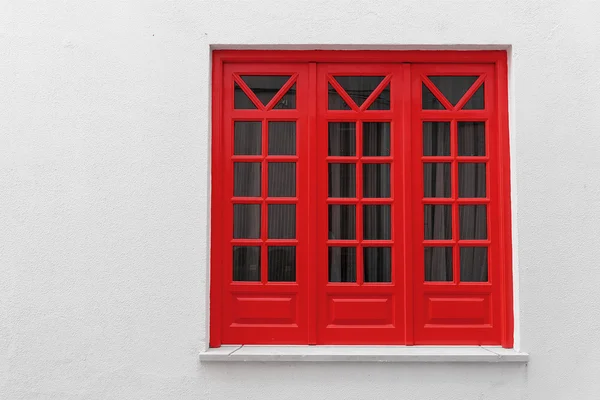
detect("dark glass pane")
[273,83,296,109]
[423,122,450,156]
[268,121,296,155]
[363,164,390,198]
[458,122,485,156]
[364,247,391,282]
[234,82,257,109]
[459,163,486,198]
[422,84,445,110]
[234,163,261,197]
[328,122,356,156]
[363,205,391,240]
[425,247,453,282]
[329,205,356,240]
[328,83,352,110]
[460,247,488,282]
[463,84,485,110]
[233,204,260,239]
[334,76,385,108]
[428,76,478,106]
[459,205,487,240]
[363,122,390,156]
[423,163,451,198]
[234,121,262,155]
[268,163,295,197]
[328,247,356,282]
[233,246,261,281]
[268,204,295,239]
[268,246,296,282]
[328,164,356,198]
[240,75,291,107]
[367,84,390,110]
[424,205,452,240]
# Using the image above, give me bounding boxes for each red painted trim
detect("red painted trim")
[209,52,223,348]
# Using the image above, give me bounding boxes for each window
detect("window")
[211,51,513,348]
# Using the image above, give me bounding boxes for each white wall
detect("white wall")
[2,0,600,399]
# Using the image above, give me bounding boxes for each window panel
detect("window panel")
[459,163,486,198]
[363,205,391,240]
[268,204,296,239]
[234,163,261,197]
[428,76,478,106]
[233,246,261,281]
[458,122,485,156]
[329,164,356,198]
[328,247,356,282]
[423,163,451,198]
[328,122,356,156]
[460,247,488,282]
[424,205,452,240]
[268,121,296,155]
[463,84,485,110]
[459,205,487,240]
[240,75,291,107]
[363,164,390,198]
[233,204,261,239]
[234,122,262,155]
[423,122,450,156]
[363,122,391,156]
[334,76,385,108]
[268,163,296,197]
[268,246,296,282]
[424,247,453,282]
[234,82,257,109]
[364,247,391,282]
[329,205,356,240]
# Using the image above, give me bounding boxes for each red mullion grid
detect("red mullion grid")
[450,119,460,284]
[259,118,268,284]
[356,120,364,285]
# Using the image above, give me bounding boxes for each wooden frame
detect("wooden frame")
[210,50,513,348]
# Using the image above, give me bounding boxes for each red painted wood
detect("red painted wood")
[210,51,514,348]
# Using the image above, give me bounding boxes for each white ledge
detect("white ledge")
[199,345,528,363]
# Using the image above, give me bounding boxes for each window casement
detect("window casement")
[210,51,513,348]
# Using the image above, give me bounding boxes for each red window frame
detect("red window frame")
[211,50,513,348]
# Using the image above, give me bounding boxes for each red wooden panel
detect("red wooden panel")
[426,295,490,325]
[232,294,296,325]
[328,296,393,326]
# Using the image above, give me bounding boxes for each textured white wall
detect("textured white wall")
[2,0,600,399]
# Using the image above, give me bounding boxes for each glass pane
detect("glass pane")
[458,122,485,156]
[423,122,450,156]
[425,247,453,282]
[363,122,391,156]
[329,205,356,240]
[268,204,295,239]
[268,163,295,197]
[428,76,478,106]
[234,163,261,197]
[459,163,486,198]
[364,247,391,282]
[422,84,445,110]
[240,75,291,107]
[424,205,452,240]
[268,246,296,282]
[363,164,390,198]
[233,246,261,281]
[463,84,484,110]
[233,204,260,239]
[268,121,296,155]
[234,121,262,155]
[273,83,296,109]
[328,122,356,156]
[460,247,488,282]
[423,163,451,198]
[328,83,352,110]
[329,164,356,198]
[367,84,390,110]
[234,82,257,109]
[363,205,391,240]
[459,205,487,240]
[334,76,385,108]
[328,247,356,282]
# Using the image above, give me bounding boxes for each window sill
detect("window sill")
[199,345,528,363]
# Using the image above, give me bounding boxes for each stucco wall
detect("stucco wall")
[2,0,600,399]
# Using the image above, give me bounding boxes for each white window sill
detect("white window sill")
[199,345,528,363]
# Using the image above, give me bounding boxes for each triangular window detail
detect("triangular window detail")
[334,76,385,108]
[428,76,478,106]
[422,84,445,110]
[234,82,258,109]
[328,83,352,110]
[273,84,296,109]
[240,75,291,107]
[367,83,390,110]
[462,83,485,110]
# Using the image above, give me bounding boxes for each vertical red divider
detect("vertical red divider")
[356,120,364,285]
[451,119,460,283]
[308,62,318,344]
